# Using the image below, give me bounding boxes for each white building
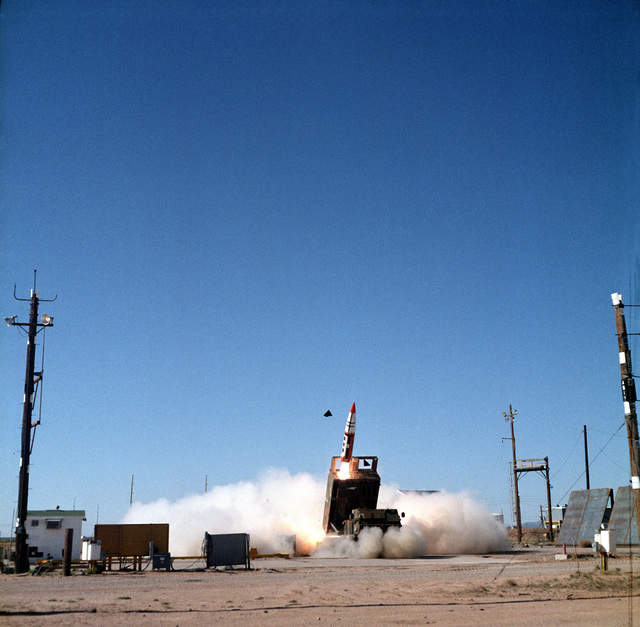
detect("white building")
[25,510,86,562]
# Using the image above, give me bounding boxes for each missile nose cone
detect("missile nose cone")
[350,402,356,413]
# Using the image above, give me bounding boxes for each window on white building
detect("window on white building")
[46,520,61,529]
[31,519,39,527]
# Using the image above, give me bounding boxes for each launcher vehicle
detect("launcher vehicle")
[322,456,403,539]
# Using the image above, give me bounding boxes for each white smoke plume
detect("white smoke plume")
[121,468,509,558]
[122,468,325,556]
[379,486,510,555]
[312,525,427,559]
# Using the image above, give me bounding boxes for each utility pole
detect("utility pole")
[15,291,38,574]
[611,293,640,538]
[583,425,590,490]
[503,405,522,543]
[544,456,553,543]
[5,272,56,573]
[130,475,134,507]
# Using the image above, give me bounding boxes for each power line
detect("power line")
[551,430,583,480]
[595,447,629,474]
[555,421,625,504]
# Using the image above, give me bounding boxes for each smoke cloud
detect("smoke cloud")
[380,486,510,555]
[121,468,509,558]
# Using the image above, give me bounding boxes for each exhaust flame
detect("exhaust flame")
[337,463,351,480]
[121,469,509,558]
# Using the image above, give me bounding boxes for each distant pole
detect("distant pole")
[9,508,15,562]
[503,405,522,543]
[544,457,553,543]
[539,505,544,527]
[205,475,208,493]
[611,293,640,538]
[130,475,134,507]
[583,425,590,490]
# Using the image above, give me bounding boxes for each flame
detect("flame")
[338,462,351,480]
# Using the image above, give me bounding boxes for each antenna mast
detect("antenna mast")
[10,271,56,573]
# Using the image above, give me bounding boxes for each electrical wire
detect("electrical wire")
[170,556,206,572]
[586,426,626,438]
[550,429,583,480]
[555,421,625,504]
[29,326,47,455]
[593,448,628,473]
[587,421,626,466]
[38,326,46,421]
[587,431,627,473]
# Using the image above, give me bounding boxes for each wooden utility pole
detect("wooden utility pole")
[611,293,640,538]
[544,457,553,543]
[503,405,522,543]
[583,425,590,490]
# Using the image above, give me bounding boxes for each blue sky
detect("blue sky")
[1,1,639,535]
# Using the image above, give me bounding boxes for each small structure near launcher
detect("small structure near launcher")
[322,456,403,538]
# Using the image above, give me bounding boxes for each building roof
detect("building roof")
[27,510,86,518]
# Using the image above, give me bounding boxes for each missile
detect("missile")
[340,402,356,463]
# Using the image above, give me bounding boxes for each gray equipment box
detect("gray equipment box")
[152,552,172,571]
[204,532,250,570]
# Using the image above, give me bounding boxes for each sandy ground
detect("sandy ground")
[1,547,639,625]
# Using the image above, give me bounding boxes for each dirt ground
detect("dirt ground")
[1,547,639,625]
